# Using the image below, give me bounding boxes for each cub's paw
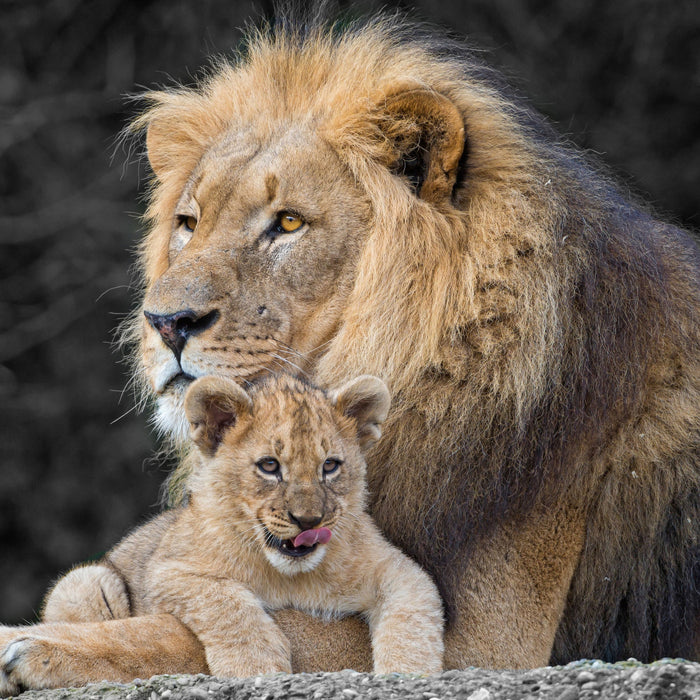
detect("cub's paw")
[206,643,292,678]
[0,637,57,696]
[43,564,130,623]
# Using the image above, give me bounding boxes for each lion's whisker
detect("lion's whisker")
[269,353,310,378]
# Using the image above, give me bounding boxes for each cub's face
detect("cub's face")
[206,395,359,576]
[184,374,389,576]
[140,124,371,444]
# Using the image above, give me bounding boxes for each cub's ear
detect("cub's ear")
[378,88,465,204]
[331,375,391,450]
[184,376,253,456]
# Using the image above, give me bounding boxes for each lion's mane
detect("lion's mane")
[131,14,700,663]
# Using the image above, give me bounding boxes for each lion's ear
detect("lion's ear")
[184,376,253,456]
[379,88,465,204]
[331,376,391,450]
[145,118,172,179]
[139,94,208,180]
[145,116,198,180]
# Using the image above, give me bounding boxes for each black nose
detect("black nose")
[144,309,219,361]
[288,512,323,531]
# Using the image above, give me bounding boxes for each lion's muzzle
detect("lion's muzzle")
[144,309,219,362]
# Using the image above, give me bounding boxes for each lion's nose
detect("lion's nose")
[144,309,219,361]
[288,511,323,532]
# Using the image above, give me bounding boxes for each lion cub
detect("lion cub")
[0,374,442,692]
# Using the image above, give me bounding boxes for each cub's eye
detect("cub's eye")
[322,458,342,476]
[277,212,304,233]
[177,215,198,233]
[256,457,281,475]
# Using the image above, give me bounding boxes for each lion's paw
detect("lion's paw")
[0,637,32,696]
[0,636,57,697]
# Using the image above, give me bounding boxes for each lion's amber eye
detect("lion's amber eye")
[322,458,342,475]
[256,457,281,475]
[178,215,197,233]
[278,213,304,233]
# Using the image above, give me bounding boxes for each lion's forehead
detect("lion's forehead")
[194,123,337,200]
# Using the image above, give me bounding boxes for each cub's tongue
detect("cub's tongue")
[292,527,332,548]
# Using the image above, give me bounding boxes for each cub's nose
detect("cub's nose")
[144,309,219,361]
[288,511,324,532]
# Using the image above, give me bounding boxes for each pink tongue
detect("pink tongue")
[292,527,332,548]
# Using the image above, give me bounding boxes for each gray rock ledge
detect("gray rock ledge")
[12,659,700,700]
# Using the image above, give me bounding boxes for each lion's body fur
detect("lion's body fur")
[126,15,700,665]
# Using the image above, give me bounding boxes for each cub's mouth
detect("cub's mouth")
[262,526,332,558]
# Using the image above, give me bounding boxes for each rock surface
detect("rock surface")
[11,660,700,700]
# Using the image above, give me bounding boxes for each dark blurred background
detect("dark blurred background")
[1,0,698,624]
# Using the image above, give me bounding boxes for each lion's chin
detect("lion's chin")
[151,367,275,444]
[152,375,192,444]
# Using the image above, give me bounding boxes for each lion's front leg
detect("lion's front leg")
[0,634,94,696]
[0,615,207,695]
[359,546,444,674]
[444,503,586,669]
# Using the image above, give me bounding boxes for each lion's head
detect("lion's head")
[139,119,372,443]
[132,18,553,447]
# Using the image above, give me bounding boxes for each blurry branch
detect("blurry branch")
[43,0,124,79]
[0,286,100,364]
[0,92,115,157]
[1,199,136,244]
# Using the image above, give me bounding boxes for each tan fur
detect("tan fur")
[0,616,206,694]
[5,11,696,677]
[42,565,131,623]
[124,14,700,667]
[0,375,442,693]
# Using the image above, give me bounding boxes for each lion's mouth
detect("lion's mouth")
[153,369,196,396]
[262,526,332,558]
[160,367,270,396]
[171,371,196,386]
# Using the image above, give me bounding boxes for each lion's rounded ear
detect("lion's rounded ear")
[379,88,465,204]
[145,118,172,179]
[184,376,253,456]
[331,375,391,450]
[145,116,203,180]
[138,95,207,180]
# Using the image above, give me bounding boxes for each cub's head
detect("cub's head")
[184,373,390,575]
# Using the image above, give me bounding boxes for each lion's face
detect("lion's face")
[141,124,371,442]
[183,374,389,576]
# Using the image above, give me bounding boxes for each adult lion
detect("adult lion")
[125,14,700,669]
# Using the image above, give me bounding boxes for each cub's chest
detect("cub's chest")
[252,568,367,617]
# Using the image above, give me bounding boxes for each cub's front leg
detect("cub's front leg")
[150,569,291,677]
[365,547,444,674]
